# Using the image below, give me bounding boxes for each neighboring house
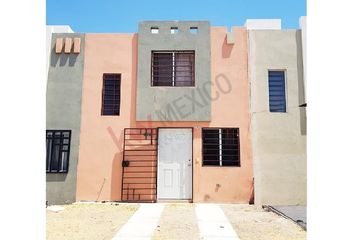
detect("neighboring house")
[46,25,75,205]
[299,16,307,104]
[46,19,306,206]
[46,31,84,204]
[247,19,307,205]
[46,25,74,75]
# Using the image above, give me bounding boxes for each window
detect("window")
[202,128,240,167]
[268,70,286,112]
[101,73,121,115]
[151,51,195,87]
[170,27,179,34]
[151,27,159,34]
[46,130,71,173]
[190,27,198,34]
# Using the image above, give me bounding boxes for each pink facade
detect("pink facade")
[76,27,253,203]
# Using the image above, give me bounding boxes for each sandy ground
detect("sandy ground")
[152,203,199,240]
[46,203,138,240]
[47,203,306,240]
[221,204,306,240]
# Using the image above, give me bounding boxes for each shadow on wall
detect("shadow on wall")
[50,46,79,67]
[130,34,138,127]
[222,35,234,58]
[296,30,307,136]
[107,126,124,200]
[111,152,122,200]
[96,177,106,201]
[46,173,67,182]
[249,178,255,204]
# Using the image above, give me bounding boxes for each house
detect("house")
[247,19,307,205]
[46,18,306,206]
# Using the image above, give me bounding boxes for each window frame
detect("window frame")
[201,127,241,167]
[46,130,72,173]
[151,27,159,34]
[190,27,198,34]
[170,27,179,34]
[268,70,287,113]
[151,50,195,87]
[101,73,121,116]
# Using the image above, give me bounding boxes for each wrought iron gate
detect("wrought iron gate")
[121,128,158,202]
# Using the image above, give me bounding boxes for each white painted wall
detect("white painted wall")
[244,19,281,30]
[299,16,307,102]
[46,25,74,74]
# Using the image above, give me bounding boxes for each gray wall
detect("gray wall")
[136,21,211,121]
[248,30,307,206]
[46,33,85,205]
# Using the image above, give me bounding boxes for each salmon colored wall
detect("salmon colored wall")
[76,34,137,201]
[76,27,253,203]
[193,27,253,203]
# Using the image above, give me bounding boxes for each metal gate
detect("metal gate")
[121,128,158,202]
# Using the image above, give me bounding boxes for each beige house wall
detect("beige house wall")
[248,30,307,206]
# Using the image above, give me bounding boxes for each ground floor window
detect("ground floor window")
[202,128,240,167]
[46,130,71,173]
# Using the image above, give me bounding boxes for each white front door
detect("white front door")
[157,128,192,199]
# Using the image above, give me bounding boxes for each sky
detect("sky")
[46,0,306,33]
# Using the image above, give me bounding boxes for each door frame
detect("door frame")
[157,127,194,201]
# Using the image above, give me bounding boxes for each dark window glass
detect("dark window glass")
[151,51,195,87]
[268,71,286,112]
[102,74,121,115]
[46,130,71,173]
[202,128,240,167]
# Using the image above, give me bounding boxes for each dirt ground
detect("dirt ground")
[47,203,306,240]
[152,203,199,240]
[46,203,138,240]
[221,204,306,240]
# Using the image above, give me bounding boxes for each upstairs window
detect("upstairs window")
[170,27,179,34]
[190,27,198,34]
[46,130,71,173]
[268,70,286,112]
[202,128,240,167]
[151,27,159,34]
[101,73,121,115]
[151,51,195,87]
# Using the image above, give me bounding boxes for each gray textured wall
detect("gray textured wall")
[46,33,85,205]
[136,21,211,121]
[248,30,307,206]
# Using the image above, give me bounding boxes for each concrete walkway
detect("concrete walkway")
[110,203,305,240]
[113,203,239,240]
[112,203,165,240]
[195,203,240,240]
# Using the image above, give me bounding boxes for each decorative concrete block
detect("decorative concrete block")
[226,32,235,44]
[55,38,63,53]
[64,37,73,53]
[73,38,81,53]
